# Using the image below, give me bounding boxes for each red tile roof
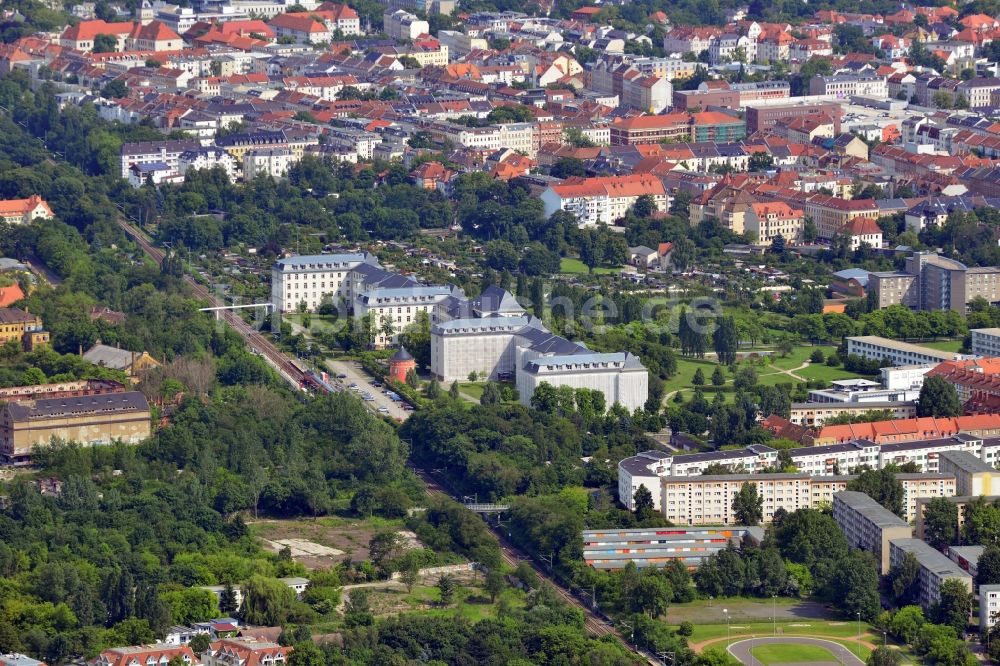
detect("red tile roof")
[61,19,133,41]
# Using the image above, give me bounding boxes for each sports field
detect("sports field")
[750,643,838,664]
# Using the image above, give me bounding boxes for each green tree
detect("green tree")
[922,497,958,550]
[219,583,239,615]
[481,382,502,405]
[917,376,963,417]
[934,578,973,636]
[867,646,901,666]
[711,366,726,386]
[692,368,705,385]
[369,531,403,578]
[713,316,739,366]
[634,485,655,522]
[93,33,117,52]
[288,642,325,666]
[240,576,297,626]
[732,482,763,526]
[887,552,920,606]
[484,569,505,603]
[847,468,904,517]
[977,545,1000,586]
[438,573,457,605]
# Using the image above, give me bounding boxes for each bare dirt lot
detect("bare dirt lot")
[251,517,410,568]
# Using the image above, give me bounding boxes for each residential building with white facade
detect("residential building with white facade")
[981,584,1000,631]
[384,9,428,40]
[972,328,1000,357]
[179,147,238,182]
[355,285,460,346]
[889,538,973,610]
[243,148,298,180]
[845,336,964,366]
[540,174,668,226]
[834,490,914,574]
[119,139,201,180]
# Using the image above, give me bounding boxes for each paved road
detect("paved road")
[727,637,866,666]
[323,358,411,421]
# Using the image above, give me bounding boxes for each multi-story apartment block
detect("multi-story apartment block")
[609,112,745,145]
[745,201,804,246]
[243,148,297,180]
[809,74,888,98]
[981,584,1000,631]
[618,450,672,511]
[355,285,460,346]
[540,174,668,226]
[889,538,973,609]
[938,449,1000,496]
[582,526,764,570]
[833,491,913,574]
[972,329,1000,357]
[119,140,201,181]
[789,401,917,427]
[845,336,962,366]
[179,147,238,182]
[384,9,428,40]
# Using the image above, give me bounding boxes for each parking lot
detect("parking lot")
[323,358,413,422]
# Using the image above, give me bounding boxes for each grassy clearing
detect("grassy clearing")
[369,584,526,623]
[688,620,876,646]
[795,363,860,382]
[560,257,620,275]
[916,339,963,352]
[750,643,838,664]
[459,382,485,400]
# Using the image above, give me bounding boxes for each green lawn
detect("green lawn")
[750,643,837,664]
[560,257,620,275]
[915,339,963,352]
[688,620,876,645]
[795,363,862,382]
[460,382,485,400]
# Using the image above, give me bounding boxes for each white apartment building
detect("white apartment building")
[119,139,201,180]
[881,364,936,391]
[808,74,888,98]
[789,401,917,427]
[889,538,973,610]
[270,252,376,313]
[660,473,845,526]
[436,30,488,58]
[618,450,672,511]
[443,122,535,157]
[384,9,428,40]
[982,584,1000,631]
[243,148,298,180]
[517,352,648,412]
[745,201,804,246]
[179,147,238,182]
[834,491,913,574]
[355,285,459,346]
[845,336,963,366]
[972,328,1000,357]
[540,174,668,227]
[621,74,672,114]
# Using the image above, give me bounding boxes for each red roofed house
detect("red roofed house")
[815,413,1000,445]
[93,645,197,666]
[269,13,331,44]
[571,6,601,22]
[0,194,54,224]
[410,161,455,192]
[541,174,668,226]
[202,639,290,666]
[843,216,883,250]
[0,284,25,308]
[315,2,361,35]
[960,13,1000,33]
[59,20,133,52]
[746,201,805,247]
[219,20,275,40]
[126,20,183,51]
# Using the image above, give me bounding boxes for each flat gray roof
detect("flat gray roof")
[939,449,996,474]
[835,491,910,529]
[891,538,973,581]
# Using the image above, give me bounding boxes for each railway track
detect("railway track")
[413,467,631,645]
[116,217,312,391]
